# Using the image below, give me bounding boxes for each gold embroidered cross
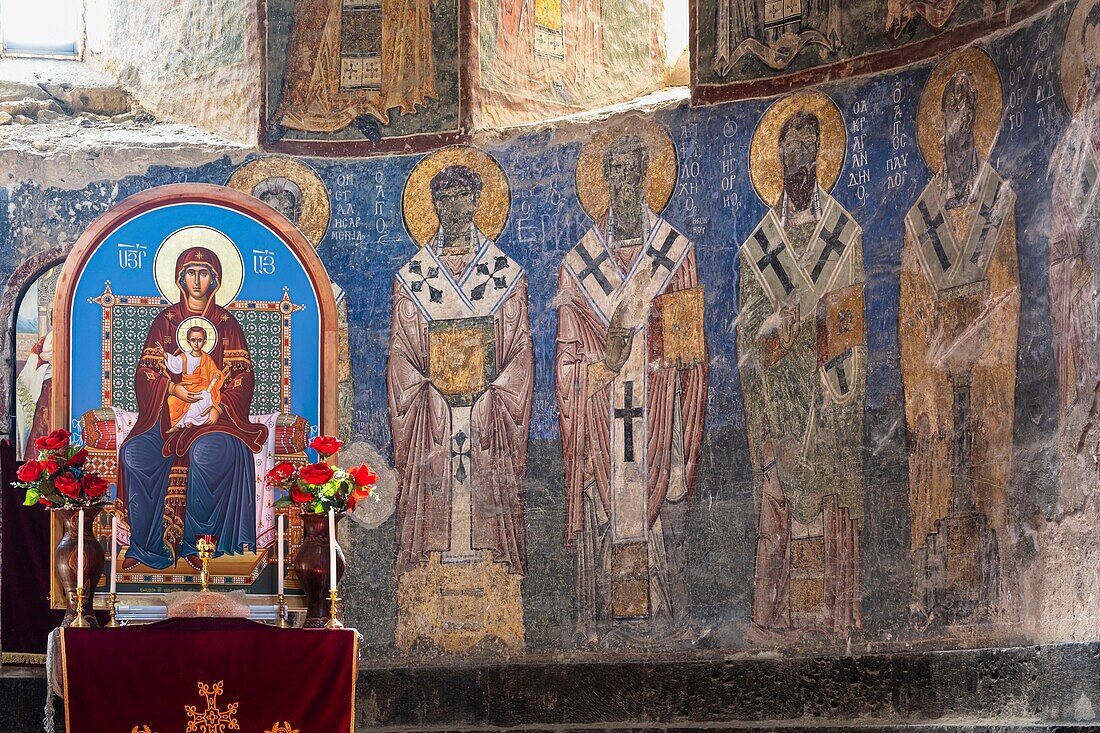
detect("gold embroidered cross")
[184,680,239,733]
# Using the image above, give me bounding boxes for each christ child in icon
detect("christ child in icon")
[162,325,226,432]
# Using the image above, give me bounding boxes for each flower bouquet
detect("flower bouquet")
[266,435,378,626]
[268,435,378,513]
[14,428,109,508]
[11,428,110,625]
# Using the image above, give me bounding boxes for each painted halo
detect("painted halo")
[402,145,511,246]
[749,90,846,208]
[227,156,331,247]
[175,316,218,354]
[916,47,1003,174]
[1061,0,1099,114]
[153,226,245,307]
[575,117,677,222]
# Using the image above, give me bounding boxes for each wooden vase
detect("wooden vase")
[293,511,346,628]
[55,506,105,627]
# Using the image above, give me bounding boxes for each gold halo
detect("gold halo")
[175,316,218,354]
[575,118,677,221]
[916,47,1003,173]
[227,157,331,247]
[153,226,245,307]
[1061,0,1099,114]
[402,146,511,246]
[749,91,846,207]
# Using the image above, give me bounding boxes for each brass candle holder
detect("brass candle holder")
[196,536,216,593]
[70,588,90,627]
[105,591,121,627]
[324,590,343,629]
[277,593,291,628]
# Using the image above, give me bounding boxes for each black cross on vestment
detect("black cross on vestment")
[647,230,680,276]
[450,430,472,484]
[969,187,1002,267]
[811,212,850,283]
[576,243,615,295]
[407,259,444,303]
[824,350,853,395]
[614,381,644,463]
[916,200,952,273]
[754,229,795,295]
[470,255,511,301]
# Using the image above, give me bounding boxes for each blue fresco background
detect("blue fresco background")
[0,3,1075,655]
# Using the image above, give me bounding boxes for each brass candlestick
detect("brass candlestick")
[197,536,216,593]
[324,590,343,629]
[70,588,90,627]
[105,591,121,627]
[277,593,291,628]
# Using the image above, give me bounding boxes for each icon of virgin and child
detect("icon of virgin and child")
[119,235,268,572]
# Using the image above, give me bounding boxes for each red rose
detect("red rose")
[309,435,343,457]
[43,460,60,478]
[299,462,334,486]
[266,462,296,486]
[81,474,109,498]
[16,461,44,482]
[346,495,358,512]
[38,496,53,506]
[54,472,81,499]
[350,464,377,487]
[289,485,314,503]
[65,447,88,467]
[35,429,70,452]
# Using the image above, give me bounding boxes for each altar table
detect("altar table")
[61,618,357,733]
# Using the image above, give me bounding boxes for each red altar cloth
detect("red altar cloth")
[62,618,357,733]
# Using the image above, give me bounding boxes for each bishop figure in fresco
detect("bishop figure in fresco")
[1050,0,1100,510]
[901,49,1018,625]
[555,124,707,645]
[388,149,532,652]
[119,246,268,571]
[739,94,864,636]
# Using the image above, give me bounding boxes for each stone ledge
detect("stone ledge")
[0,641,1095,732]
[351,642,1099,729]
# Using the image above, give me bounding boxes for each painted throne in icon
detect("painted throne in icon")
[79,284,311,585]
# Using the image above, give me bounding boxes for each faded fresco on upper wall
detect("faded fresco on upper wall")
[263,0,465,154]
[692,0,1054,101]
[471,0,666,127]
[4,0,1096,661]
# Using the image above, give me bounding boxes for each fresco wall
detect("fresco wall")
[692,0,1051,103]
[261,0,465,155]
[3,0,1098,661]
[470,0,667,128]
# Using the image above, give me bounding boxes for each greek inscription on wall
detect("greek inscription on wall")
[847,101,871,204]
[886,86,912,190]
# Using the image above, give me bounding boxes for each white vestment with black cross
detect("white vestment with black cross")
[396,229,523,561]
[563,210,694,623]
[904,161,1014,619]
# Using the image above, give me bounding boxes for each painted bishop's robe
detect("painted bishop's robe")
[901,161,1018,623]
[1049,96,1100,509]
[555,210,707,643]
[739,186,864,634]
[388,227,533,652]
